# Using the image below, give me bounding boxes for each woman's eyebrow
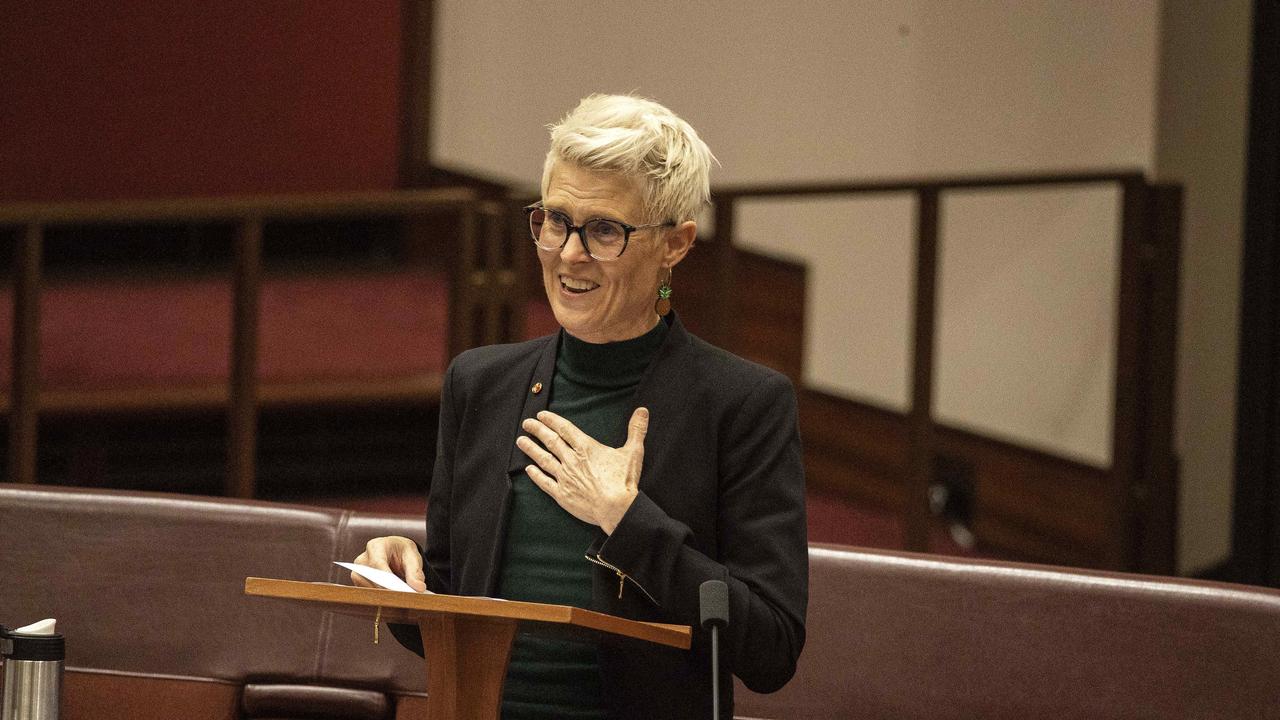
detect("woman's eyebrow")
[544,205,626,224]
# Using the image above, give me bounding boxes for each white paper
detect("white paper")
[334,562,428,594]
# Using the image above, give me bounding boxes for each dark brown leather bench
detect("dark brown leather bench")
[735,545,1280,720]
[4,483,1278,719]
[0,483,429,720]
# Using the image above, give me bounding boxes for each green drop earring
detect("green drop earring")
[655,270,673,317]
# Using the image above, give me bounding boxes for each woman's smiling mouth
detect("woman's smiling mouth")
[560,275,599,294]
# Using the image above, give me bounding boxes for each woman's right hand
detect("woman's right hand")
[352,535,428,593]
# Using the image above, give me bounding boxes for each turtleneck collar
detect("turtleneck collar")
[557,316,670,390]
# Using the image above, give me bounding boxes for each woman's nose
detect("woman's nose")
[560,229,593,262]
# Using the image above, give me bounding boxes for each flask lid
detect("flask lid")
[5,634,64,662]
[3,620,64,661]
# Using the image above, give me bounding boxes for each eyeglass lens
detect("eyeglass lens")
[528,207,627,260]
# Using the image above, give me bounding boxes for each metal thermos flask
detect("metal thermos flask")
[1,620,64,720]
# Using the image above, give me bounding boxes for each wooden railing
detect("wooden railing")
[2,169,1182,572]
[709,170,1182,572]
[1,188,526,498]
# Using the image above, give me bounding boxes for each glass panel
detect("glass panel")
[736,195,916,411]
[934,185,1120,467]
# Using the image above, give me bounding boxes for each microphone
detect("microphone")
[699,579,729,720]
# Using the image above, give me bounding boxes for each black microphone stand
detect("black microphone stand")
[699,579,729,720]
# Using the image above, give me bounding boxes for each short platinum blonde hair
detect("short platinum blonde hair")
[541,94,716,224]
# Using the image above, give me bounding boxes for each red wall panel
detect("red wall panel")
[0,2,402,201]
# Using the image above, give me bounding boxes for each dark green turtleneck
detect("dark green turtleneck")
[496,318,668,720]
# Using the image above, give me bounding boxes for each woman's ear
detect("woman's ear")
[663,220,697,268]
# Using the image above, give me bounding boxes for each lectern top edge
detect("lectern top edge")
[243,577,691,650]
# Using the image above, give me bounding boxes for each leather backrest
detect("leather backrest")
[10,483,1278,720]
[0,483,345,682]
[0,483,438,717]
[734,544,1280,720]
[0,484,435,719]
[318,511,428,693]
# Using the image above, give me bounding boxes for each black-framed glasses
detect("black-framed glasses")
[523,202,674,261]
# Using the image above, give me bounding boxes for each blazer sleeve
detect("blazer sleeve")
[594,371,808,693]
[424,359,458,594]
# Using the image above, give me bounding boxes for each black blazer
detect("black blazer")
[396,314,807,719]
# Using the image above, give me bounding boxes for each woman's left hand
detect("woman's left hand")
[517,407,649,535]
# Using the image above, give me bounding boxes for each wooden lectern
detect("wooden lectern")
[244,577,691,720]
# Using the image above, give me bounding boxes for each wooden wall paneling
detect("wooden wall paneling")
[935,426,1114,567]
[227,217,263,498]
[708,199,738,350]
[476,199,520,346]
[639,216,805,382]
[0,188,479,226]
[8,223,42,484]
[2,4,403,202]
[1232,0,1280,586]
[501,199,529,343]
[1109,178,1150,569]
[436,194,522,354]
[448,203,479,359]
[478,203,501,346]
[715,171,1155,198]
[799,390,910,513]
[1133,184,1183,574]
[665,227,719,339]
[399,0,434,186]
[62,671,241,720]
[730,249,806,383]
[905,188,940,552]
[400,210,450,270]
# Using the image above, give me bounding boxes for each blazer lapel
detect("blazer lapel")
[504,329,561,474]
[472,331,561,596]
[631,314,693,492]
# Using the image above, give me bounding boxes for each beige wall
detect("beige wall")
[433,0,1250,572]
[1155,0,1252,573]
[434,1,1158,183]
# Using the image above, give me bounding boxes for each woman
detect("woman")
[354,94,807,719]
